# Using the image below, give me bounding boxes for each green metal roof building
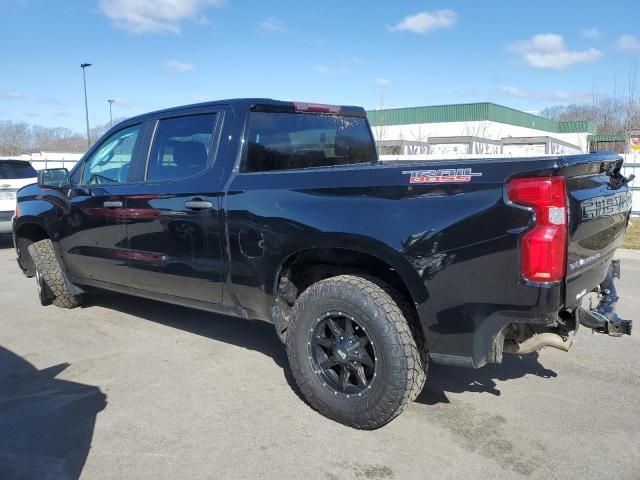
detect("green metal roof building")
[366,102,595,153]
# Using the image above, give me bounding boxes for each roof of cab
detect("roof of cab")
[122,98,366,125]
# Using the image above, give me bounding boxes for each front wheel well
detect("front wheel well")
[14,223,49,277]
[273,248,424,346]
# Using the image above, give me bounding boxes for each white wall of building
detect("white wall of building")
[371,121,588,152]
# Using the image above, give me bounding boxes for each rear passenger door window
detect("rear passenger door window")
[146,114,218,182]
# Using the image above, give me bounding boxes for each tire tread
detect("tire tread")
[286,274,427,429]
[28,239,82,309]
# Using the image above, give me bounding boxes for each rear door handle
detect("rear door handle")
[103,201,123,208]
[185,200,213,210]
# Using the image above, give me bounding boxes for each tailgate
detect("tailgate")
[563,154,632,305]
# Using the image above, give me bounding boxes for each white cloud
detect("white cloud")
[0,91,23,100]
[376,78,391,87]
[344,56,364,65]
[508,33,602,70]
[259,17,286,34]
[36,96,63,105]
[616,34,640,52]
[99,0,223,34]
[312,64,331,74]
[499,85,591,103]
[388,9,457,35]
[164,59,195,72]
[499,86,530,98]
[312,58,365,76]
[580,27,601,39]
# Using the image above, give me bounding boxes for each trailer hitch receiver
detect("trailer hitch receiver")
[577,260,632,337]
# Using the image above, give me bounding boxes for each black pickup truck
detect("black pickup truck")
[12,99,633,429]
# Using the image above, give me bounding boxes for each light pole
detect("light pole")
[81,63,92,149]
[108,99,115,127]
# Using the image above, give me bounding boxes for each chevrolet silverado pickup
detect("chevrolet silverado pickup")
[12,99,634,429]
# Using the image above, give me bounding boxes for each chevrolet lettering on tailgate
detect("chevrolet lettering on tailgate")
[582,191,632,220]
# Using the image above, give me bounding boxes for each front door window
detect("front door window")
[81,125,142,185]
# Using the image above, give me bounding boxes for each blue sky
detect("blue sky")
[1,0,639,132]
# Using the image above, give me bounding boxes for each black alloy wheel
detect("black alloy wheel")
[309,311,377,397]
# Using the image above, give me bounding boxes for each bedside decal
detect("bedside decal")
[402,168,483,184]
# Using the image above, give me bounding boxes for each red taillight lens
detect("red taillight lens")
[293,102,341,114]
[507,176,567,283]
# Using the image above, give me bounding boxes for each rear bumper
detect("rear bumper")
[430,260,631,369]
[429,309,560,368]
[0,211,13,233]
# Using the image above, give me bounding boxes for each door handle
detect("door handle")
[103,201,123,208]
[185,200,213,210]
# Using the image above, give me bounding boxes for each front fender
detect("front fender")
[14,186,71,262]
[14,202,60,240]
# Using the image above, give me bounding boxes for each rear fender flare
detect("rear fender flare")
[271,234,429,319]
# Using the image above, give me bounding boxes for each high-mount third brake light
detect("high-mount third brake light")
[507,176,568,283]
[293,102,341,114]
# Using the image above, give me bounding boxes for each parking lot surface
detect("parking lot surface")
[1,235,639,480]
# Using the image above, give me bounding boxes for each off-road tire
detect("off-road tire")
[286,274,427,429]
[28,239,83,309]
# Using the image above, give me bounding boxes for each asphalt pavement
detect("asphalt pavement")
[1,234,638,480]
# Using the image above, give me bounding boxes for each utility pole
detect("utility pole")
[108,99,115,127]
[81,63,92,149]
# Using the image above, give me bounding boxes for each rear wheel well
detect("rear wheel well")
[273,248,424,346]
[15,223,49,277]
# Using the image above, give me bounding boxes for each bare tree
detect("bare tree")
[0,121,32,156]
[0,118,127,156]
[408,124,428,143]
[541,64,640,139]
[462,120,496,139]
[372,121,388,143]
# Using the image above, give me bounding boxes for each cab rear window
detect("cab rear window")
[242,112,376,172]
[0,161,37,179]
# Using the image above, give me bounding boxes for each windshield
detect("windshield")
[0,161,38,179]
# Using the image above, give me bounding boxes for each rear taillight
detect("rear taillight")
[507,176,567,283]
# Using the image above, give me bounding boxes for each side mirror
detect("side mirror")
[38,168,70,189]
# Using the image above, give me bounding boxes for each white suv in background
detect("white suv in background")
[0,160,38,233]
